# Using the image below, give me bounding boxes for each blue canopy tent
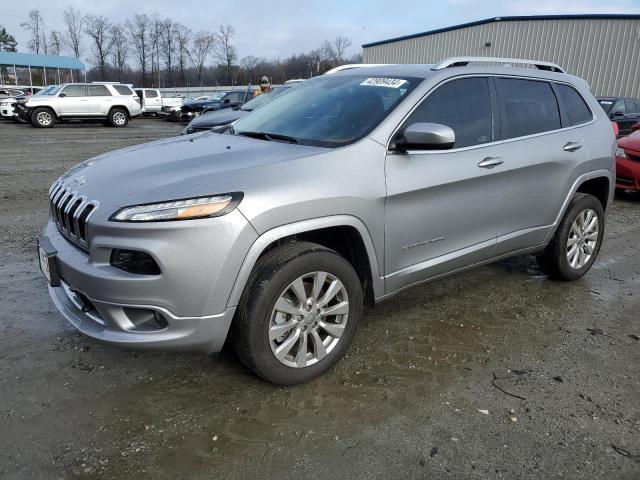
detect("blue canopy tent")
[0,52,86,90]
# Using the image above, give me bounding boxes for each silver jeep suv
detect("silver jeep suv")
[39,58,616,385]
[25,82,141,128]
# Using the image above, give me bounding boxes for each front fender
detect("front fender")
[225,215,384,308]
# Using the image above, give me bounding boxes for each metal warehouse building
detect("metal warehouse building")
[362,15,640,98]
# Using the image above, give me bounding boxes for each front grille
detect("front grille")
[49,180,99,250]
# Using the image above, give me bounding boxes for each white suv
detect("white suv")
[24,83,142,128]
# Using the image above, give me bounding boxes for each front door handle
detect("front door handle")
[477,157,504,168]
[563,142,582,152]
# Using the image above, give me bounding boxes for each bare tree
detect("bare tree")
[62,6,83,58]
[321,36,352,64]
[127,14,150,86]
[84,15,113,80]
[241,55,262,82]
[189,31,216,87]
[48,30,62,56]
[175,24,191,87]
[21,10,44,54]
[215,25,237,85]
[110,24,129,82]
[147,14,162,86]
[159,19,177,86]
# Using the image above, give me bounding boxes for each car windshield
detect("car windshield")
[207,92,227,101]
[42,86,62,95]
[241,86,290,111]
[232,74,420,147]
[598,99,614,114]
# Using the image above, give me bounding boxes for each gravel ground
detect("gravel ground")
[1,119,639,480]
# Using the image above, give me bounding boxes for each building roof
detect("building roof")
[362,14,640,48]
[0,51,85,70]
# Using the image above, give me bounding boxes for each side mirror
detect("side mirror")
[395,123,455,151]
[223,98,230,103]
[613,111,624,117]
[59,93,67,97]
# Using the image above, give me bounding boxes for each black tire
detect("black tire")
[30,107,55,128]
[107,107,129,127]
[12,113,28,124]
[537,193,605,281]
[231,241,363,385]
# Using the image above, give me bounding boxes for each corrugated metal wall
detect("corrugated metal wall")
[363,18,640,97]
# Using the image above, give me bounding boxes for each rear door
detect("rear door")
[384,76,508,292]
[57,85,90,115]
[144,89,162,112]
[494,78,590,254]
[87,84,113,115]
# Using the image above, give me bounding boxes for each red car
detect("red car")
[616,124,640,191]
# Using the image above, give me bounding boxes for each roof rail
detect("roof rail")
[324,63,387,75]
[433,56,565,73]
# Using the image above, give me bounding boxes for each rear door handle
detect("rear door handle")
[477,157,504,168]
[563,142,582,152]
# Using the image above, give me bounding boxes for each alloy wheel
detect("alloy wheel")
[113,111,126,125]
[269,271,349,368]
[566,208,599,269]
[37,111,52,126]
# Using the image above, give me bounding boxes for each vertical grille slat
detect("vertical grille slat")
[48,181,99,250]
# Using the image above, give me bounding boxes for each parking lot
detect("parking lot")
[1,119,639,479]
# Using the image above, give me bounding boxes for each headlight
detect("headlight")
[615,147,627,159]
[110,193,243,222]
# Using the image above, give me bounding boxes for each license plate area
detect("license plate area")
[38,237,61,287]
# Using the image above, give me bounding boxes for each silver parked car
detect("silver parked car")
[23,82,142,128]
[39,58,616,385]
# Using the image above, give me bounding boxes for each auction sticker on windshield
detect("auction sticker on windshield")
[360,78,408,88]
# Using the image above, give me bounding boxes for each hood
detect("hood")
[59,132,326,217]
[618,131,640,152]
[189,109,247,128]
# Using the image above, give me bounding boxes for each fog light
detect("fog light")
[110,249,161,275]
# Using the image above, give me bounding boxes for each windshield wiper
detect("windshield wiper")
[236,131,299,144]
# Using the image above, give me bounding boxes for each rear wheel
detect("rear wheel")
[537,193,604,281]
[108,108,129,127]
[31,108,55,128]
[231,241,363,385]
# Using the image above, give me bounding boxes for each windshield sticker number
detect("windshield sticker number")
[361,78,408,89]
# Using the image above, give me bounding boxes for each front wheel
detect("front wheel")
[231,241,363,385]
[108,108,129,127]
[537,193,604,281]
[31,108,55,128]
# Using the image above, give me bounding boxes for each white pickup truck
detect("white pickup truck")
[134,88,183,115]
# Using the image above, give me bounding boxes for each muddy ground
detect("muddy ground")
[0,119,639,480]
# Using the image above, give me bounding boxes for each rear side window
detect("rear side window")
[145,89,158,98]
[554,84,592,126]
[611,101,625,115]
[114,85,133,95]
[405,77,493,148]
[61,85,87,97]
[496,78,561,139]
[88,85,111,96]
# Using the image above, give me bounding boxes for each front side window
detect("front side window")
[61,85,87,97]
[496,78,561,139]
[88,85,110,96]
[624,100,637,114]
[611,101,625,116]
[232,74,419,147]
[402,77,493,149]
[554,83,592,126]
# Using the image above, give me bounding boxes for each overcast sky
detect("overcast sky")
[4,0,640,63]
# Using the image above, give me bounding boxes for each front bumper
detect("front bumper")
[0,104,14,117]
[49,280,236,353]
[616,156,640,191]
[43,207,258,352]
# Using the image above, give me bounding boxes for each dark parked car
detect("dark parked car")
[598,96,640,136]
[179,90,247,119]
[181,85,292,135]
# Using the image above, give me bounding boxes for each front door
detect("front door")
[57,84,90,115]
[384,76,508,294]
